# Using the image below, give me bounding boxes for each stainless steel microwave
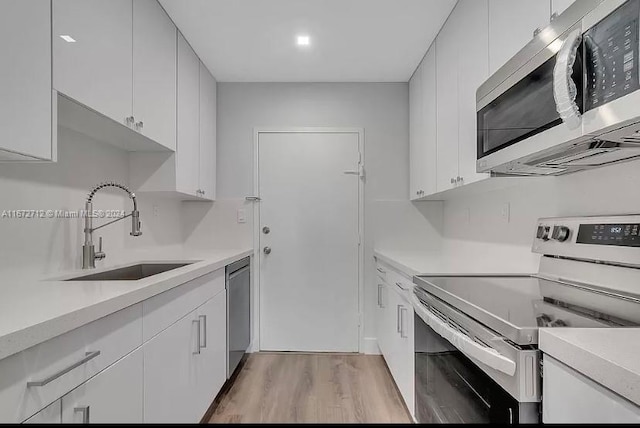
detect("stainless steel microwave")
[477,0,640,176]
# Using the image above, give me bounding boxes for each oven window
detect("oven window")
[477,49,583,159]
[414,313,520,424]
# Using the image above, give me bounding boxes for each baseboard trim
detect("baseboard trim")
[362,337,381,355]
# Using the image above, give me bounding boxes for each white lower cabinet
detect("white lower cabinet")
[0,267,232,424]
[375,260,415,416]
[61,348,143,423]
[144,289,227,423]
[23,401,61,424]
[543,355,640,423]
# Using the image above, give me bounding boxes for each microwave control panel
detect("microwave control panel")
[584,0,640,112]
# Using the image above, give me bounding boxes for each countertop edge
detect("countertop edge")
[0,249,253,361]
[539,329,640,407]
[373,250,424,277]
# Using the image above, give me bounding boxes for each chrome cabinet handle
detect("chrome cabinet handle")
[396,305,402,333]
[400,307,408,338]
[395,281,409,291]
[377,284,381,307]
[74,406,90,424]
[199,315,207,348]
[508,407,513,424]
[27,351,101,387]
[125,116,134,127]
[135,120,143,130]
[193,319,201,355]
[263,246,271,255]
[450,177,455,184]
[376,267,385,274]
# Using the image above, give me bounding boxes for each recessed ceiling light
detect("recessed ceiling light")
[59,35,76,43]
[296,35,310,46]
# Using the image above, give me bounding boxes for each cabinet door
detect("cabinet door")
[176,33,200,197]
[133,0,177,151]
[397,301,415,416]
[552,0,575,17]
[488,0,551,74]
[375,282,388,356]
[456,0,490,187]
[419,44,438,197]
[409,58,424,200]
[143,307,199,423]
[23,401,61,424]
[61,348,143,423]
[543,356,640,423]
[53,0,133,126]
[198,62,217,200]
[193,291,227,419]
[0,0,53,161]
[436,9,460,192]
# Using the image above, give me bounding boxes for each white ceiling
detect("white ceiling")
[159,0,457,82]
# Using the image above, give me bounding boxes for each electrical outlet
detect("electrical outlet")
[501,203,510,223]
[237,208,246,224]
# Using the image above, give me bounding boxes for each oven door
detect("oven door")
[414,313,520,424]
[476,23,584,174]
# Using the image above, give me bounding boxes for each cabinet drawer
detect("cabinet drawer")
[375,261,388,282]
[142,269,225,341]
[0,303,142,423]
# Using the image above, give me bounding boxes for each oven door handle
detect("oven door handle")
[553,27,582,130]
[412,295,517,377]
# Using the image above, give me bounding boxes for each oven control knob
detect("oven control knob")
[553,226,571,242]
[540,226,551,241]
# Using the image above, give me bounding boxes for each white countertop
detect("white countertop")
[540,328,640,406]
[373,249,445,277]
[0,248,252,361]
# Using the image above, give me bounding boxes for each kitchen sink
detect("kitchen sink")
[64,262,195,281]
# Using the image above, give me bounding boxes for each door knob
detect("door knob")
[263,247,271,255]
[262,226,270,234]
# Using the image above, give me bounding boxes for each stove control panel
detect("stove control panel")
[576,223,640,247]
[534,216,640,265]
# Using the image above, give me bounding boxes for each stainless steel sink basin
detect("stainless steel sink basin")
[65,263,194,281]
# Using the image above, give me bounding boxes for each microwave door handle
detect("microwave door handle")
[553,28,582,130]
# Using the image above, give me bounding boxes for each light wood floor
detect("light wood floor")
[208,352,412,424]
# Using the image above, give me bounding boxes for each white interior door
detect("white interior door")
[259,131,361,352]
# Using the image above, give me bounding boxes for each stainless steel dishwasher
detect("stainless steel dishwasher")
[226,257,250,378]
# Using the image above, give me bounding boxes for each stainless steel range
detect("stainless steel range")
[413,215,640,424]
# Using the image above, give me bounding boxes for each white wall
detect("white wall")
[215,82,443,348]
[0,126,183,277]
[441,159,640,273]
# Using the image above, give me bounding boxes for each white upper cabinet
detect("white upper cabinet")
[457,0,490,187]
[409,44,437,200]
[53,0,133,127]
[0,0,55,161]
[409,57,424,200]
[488,0,551,75]
[133,0,177,151]
[54,0,177,151]
[199,63,217,201]
[176,33,201,197]
[552,0,576,18]
[435,5,460,193]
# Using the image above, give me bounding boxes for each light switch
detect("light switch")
[237,208,246,224]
